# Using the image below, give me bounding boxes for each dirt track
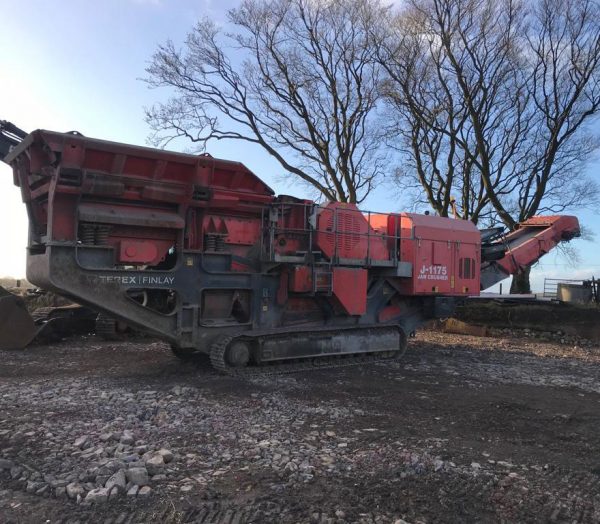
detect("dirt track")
[1,330,600,523]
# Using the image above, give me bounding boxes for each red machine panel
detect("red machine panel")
[315,202,389,262]
[398,214,481,296]
[332,267,367,315]
[119,239,173,265]
[289,266,313,293]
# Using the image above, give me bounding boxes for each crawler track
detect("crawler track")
[209,333,406,377]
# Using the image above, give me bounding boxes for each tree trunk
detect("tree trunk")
[510,267,532,294]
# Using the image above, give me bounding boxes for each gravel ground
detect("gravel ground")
[1,330,600,523]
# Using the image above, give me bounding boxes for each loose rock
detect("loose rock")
[66,482,85,500]
[85,487,109,504]
[157,448,174,463]
[105,469,126,493]
[138,486,152,497]
[126,467,149,486]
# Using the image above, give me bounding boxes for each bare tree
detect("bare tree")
[381,0,600,292]
[519,0,600,219]
[377,3,495,223]
[145,0,390,204]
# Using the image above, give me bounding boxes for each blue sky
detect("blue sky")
[0,0,598,292]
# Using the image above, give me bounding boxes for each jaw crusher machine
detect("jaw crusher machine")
[1,124,580,373]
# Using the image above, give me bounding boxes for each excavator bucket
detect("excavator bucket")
[0,286,38,349]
